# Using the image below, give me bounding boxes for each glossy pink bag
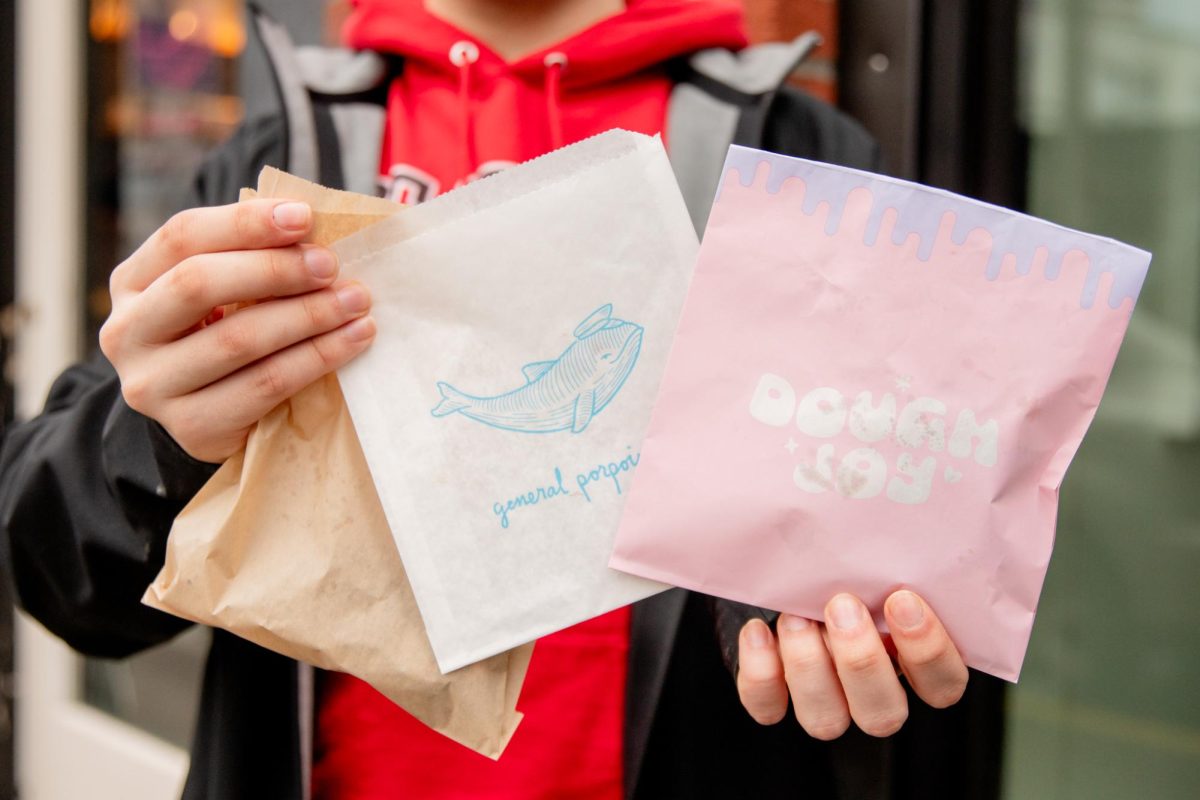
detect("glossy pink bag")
[610,147,1150,680]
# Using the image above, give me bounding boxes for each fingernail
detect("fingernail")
[336,282,370,314]
[304,247,337,279]
[341,316,376,342]
[273,201,310,230]
[743,621,771,650]
[780,614,812,633]
[827,594,863,631]
[888,590,924,631]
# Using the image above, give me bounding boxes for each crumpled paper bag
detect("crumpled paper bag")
[143,167,532,758]
[609,145,1151,682]
[333,130,696,673]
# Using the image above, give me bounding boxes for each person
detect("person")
[1,1,995,798]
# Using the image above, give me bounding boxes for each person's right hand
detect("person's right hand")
[100,199,376,463]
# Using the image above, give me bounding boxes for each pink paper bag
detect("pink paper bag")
[610,147,1151,681]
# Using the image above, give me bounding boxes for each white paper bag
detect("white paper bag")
[334,130,697,672]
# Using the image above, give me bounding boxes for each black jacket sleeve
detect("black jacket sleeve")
[0,115,287,658]
[0,357,210,656]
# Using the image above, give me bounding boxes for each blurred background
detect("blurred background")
[1,0,1197,797]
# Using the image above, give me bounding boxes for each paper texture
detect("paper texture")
[609,146,1152,682]
[145,167,531,758]
[255,165,397,241]
[334,130,696,672]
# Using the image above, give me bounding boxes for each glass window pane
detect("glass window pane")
[79,0,328,749]
[81,0,247,748]
[1006,1,1200,797]
[85,0,246,341]
[81,627,210,749]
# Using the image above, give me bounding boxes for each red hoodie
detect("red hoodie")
[345,0,746,200]
[314,3,746,798]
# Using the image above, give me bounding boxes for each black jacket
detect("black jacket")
[0,28,1004,800]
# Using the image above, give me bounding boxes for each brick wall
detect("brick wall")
[740,0,838,102]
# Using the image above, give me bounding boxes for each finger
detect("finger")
[134,244,339,342]
[823,594,908,737]
[168,316,377,463]
[885,590,969,709]
[735,619,789,725]
[116,200,314,293]
[777,614,851,740]
[151,281,371,398]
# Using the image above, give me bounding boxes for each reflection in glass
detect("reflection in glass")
[85,0,245,343]
[81,0,244,749]
[79,0,337,752]
[82,627,210,749]
[1006,1,1200,797]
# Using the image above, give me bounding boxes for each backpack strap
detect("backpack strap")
[248,5,388,194]
[294,47,389,196]
[249,8,320,182]
[666,32,821,234]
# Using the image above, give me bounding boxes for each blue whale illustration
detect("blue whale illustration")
[431,304,643,434]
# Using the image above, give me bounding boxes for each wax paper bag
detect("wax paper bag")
[609,146,1151,682]
[334,130,695,672]
[144,168,532,757]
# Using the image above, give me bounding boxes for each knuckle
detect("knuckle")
[307,335,342,372]
[748,706,787,726]
[214,320,254,360]
[801,713,851,742]
[923,688,961,711]
[783,648,830,677]
[233,202,266,242]
[857,708,908,738]
[195,432,242,464]
[157,211,196,262]
[736,663,788,726]
[301,291,331,332]
[98,316,126,359]
[166,414,198,451]
[120,376,152,412]
[922,676,968,710]
[901,640,952,671]
[108,261,131,293]
[737,687,786,726]
[737,670,778,694]
[737,646,782,684]
[166,261,209,306]
[263,246,295,288]
[839,649,885,678]
[252,361,291,400]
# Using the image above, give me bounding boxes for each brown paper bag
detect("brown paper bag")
[144,168,532,758]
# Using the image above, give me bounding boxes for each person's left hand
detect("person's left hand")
[736,590,968,739]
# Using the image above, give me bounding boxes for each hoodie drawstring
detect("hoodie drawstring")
[446,42,567,184]
[386,74,406,185]
[449,40,480,180]
[543,52,568,151]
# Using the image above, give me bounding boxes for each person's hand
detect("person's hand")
[100,199,376,463]
[736,590,968,739]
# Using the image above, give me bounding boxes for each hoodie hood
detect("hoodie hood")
[346,0,747,88]
[343,0,748,202]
